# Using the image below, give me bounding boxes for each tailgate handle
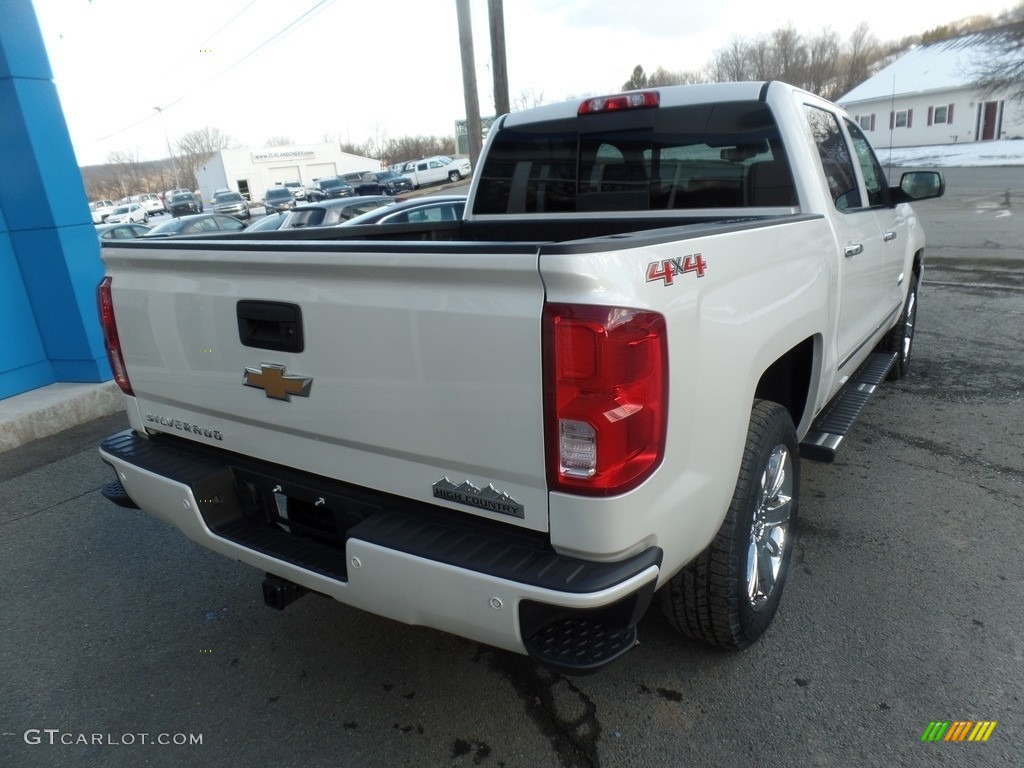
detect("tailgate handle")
[237,301,304,353]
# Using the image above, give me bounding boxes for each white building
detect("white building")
[195,143,381,204]
[839,33,1024,149]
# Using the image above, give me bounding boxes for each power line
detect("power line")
[153,0,259,84]
[92,0,335,146]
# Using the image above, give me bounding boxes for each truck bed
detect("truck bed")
[136,212,811,249]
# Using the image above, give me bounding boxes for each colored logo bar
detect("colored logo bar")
[921,721,997,742]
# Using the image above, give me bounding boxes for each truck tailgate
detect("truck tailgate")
[103,241,550,532]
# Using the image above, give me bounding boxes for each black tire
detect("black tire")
[881,269,920,381]
[661,400,799,650]
[448,171,461,183]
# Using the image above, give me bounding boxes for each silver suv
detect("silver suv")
[212,190,251,220]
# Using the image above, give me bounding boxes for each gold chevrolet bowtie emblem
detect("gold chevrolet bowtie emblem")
[243,364,313,401]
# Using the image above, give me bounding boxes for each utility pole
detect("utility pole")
[455,0,482,168]
[488,0,510,117]
[153,106,180,188]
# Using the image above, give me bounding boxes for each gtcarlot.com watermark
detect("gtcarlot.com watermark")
[19,729,203,747]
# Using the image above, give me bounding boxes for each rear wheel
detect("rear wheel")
[661,400,799,650]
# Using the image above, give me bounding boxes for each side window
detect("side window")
[804,106,861,211]
[845,119,891,207]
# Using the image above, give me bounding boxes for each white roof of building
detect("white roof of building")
[840,33,1000,105]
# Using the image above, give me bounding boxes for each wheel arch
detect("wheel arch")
[912,247,924,280]
[754,335,817,433]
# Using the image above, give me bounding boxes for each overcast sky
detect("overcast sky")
[31,0,1017,166]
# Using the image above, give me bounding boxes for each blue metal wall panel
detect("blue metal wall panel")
[0,0,111,400]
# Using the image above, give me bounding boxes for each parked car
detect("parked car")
[89,200,116,224]
[283,180,306,201]
[167,191,202,217]
[166,188,204,212]
[371,170,414,195]
[244,213,286,232]
[164,188,192,204]
[306,177,355,202]
[143,213,246,237]
[342,195,466,226]
[105,203,148,224]
[341,171,382,196]
[94,222,151,240]
[263,187,297,214]
[212,190,250,219]
[399,155,472,189]
[279,196,394,228]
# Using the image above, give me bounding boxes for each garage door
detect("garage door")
[269,166,300,186]
[306,162,337,182]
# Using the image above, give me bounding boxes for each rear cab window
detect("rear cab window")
[473,101,796,215]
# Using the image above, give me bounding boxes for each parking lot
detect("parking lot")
[1,167,1022,768]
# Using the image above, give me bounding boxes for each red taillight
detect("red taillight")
[578,90,660,115]
[97,276,133,396]
[543,303,668,496]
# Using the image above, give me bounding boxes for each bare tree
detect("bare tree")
[511,88,546,111]
[174,127,234,188]
[771,26,809,85]
[839,23,881,96]
[384,136,456,165]
[709,37,752,81]
[747,36,775,80]
[967,8,1024,103]
[264,136,294,146]
[362,122,390,162]
[807,28,842,99]
[105,148,143,198]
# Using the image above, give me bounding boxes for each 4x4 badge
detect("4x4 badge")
[243,364,312,401]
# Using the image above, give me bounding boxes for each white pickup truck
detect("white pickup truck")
[97,82,943,673]
[398,155,472,188]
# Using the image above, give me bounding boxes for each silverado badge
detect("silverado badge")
[243,363,313,401]
[432,477,524,519]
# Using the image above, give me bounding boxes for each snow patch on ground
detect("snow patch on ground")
[878,139,1024,167]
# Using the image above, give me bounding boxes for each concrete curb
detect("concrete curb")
[0,381,124,453]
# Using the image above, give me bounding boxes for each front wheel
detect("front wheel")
[448,171,461,183]
[882,270,919,380]
[661,400,799,650]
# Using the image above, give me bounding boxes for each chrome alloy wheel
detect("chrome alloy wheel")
[746,444,794,611]
[900,288,917,362]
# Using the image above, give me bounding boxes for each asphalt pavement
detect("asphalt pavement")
[1,167,1021,768]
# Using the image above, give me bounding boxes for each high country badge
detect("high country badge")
[432,478,525,519]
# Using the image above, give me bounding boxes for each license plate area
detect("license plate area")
[234,468,380,550]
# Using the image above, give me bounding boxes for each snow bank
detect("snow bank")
[876,139,1024,167]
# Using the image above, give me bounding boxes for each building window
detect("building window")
[891,109,913,129]
[858,114,876,131]
[928,104,954,125]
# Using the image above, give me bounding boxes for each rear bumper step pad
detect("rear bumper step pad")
[98,430,662,595]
